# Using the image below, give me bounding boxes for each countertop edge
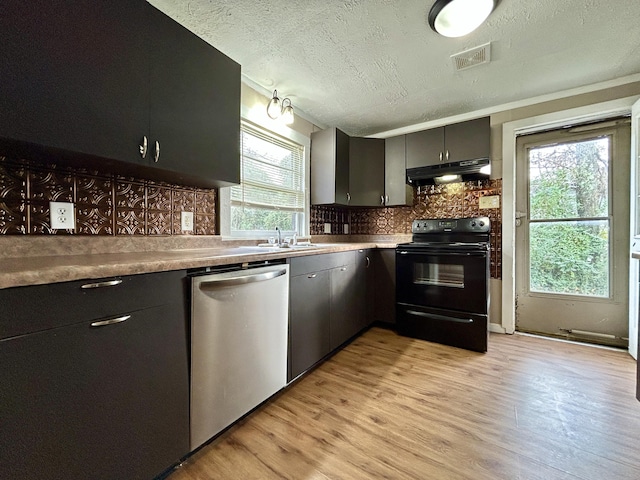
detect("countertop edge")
[0,243,399,289]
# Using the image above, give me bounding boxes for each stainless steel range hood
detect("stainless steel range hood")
[406,157,490,186]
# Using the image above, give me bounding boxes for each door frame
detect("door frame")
[500,95,640,337]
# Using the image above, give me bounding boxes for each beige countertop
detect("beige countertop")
[0,239,404,290]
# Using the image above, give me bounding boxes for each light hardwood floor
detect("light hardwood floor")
[167,327,640,480]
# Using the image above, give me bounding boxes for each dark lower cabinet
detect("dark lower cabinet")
[373,249,397,325]
[288,251,372,381]
[0,271,189,480]
[330,262,360,350]
[289,269,331,380]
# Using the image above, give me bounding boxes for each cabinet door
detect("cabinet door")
[373,249,397,325]
[444,117,490,163]
[311,128,350,205]
[0,303,189,480]
[406,127,444,168]
[0,0,149,164]
[384,136,414,206]
[349,137,385,206]
[355,249,375,329]
[148,5,240,186]
[289,270,331,380]
[330,262,361,350]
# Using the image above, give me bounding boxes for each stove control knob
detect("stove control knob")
[479,221,485,227]
[471,221,476,227]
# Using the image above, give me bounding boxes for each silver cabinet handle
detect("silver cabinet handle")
[340,266,347,271]
[346,192,351,204]
[154,141,160,163]
[91,315,131,328]
[439,151,443,162]
[308,274,317,279]
[381,195,385,205]
[385,195,389,204]
[81,279,123,289]
[446,150,450,161]
[139,136,148,158]
[199,268,287,289]
[365,256,370,268]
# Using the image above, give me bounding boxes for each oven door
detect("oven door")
[396,246,488,314]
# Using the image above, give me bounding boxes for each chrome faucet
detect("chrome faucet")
[275,226,282,247]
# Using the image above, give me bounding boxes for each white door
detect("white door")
[515,119,631,347]
[629,99,640,359]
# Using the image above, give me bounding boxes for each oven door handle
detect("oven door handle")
[397,249,487,256]
[406,310,474,324]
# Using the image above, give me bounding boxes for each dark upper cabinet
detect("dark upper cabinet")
[0,0,240,188]
[405,117,490,169]
[445,117,491,163]
[349,137,385,206]
[406,127,445,168]
[311,127,350,205]
[311,129,387,207]
[148,5,240,186]
[0,0,149,165]
[384,136,414,206]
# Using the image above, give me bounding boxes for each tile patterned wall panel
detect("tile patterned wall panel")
[310,179,503,279]
[0,156,217,236]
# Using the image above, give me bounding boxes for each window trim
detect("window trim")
[220,116,310,240]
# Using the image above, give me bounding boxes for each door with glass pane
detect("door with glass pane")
[515,120,631,347]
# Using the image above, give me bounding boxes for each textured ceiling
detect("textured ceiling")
[148,0,640,137]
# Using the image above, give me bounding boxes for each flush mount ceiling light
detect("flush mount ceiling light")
[429,0,497,38]
[266,90,294,125]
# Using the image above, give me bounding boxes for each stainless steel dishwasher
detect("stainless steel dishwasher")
[189,262,289,450]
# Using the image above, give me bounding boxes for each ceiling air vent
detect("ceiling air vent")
[451,42,491,72]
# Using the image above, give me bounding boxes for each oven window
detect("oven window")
[413,263,464,288]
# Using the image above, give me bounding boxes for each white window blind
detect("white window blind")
[230,121,305,234]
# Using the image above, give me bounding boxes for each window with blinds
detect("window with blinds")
[230,121,305,236]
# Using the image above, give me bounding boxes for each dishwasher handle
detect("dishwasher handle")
[199,268,287,289]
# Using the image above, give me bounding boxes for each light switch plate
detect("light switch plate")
[49,201,75,230]
[324,223,331,234]
[343,223,349,234]
[181,211,194,231]
[479,195,500,209]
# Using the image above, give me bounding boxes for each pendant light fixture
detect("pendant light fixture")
[266,90,282,119]
[281,98,294,125]
[429,0,497,38]
[266,89,295,124]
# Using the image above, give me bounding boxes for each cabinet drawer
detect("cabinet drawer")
[0,270,186,339]
[289,251,355,277]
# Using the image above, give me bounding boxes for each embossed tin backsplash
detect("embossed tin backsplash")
[1,155,501,278]
[310,179,502,278]
[0,156,216,235]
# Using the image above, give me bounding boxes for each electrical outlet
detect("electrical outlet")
[479,195,500,209]
[181,211,194,231]
[343,223,349,234]
[49,201,75,230]
[323,223,331,234]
